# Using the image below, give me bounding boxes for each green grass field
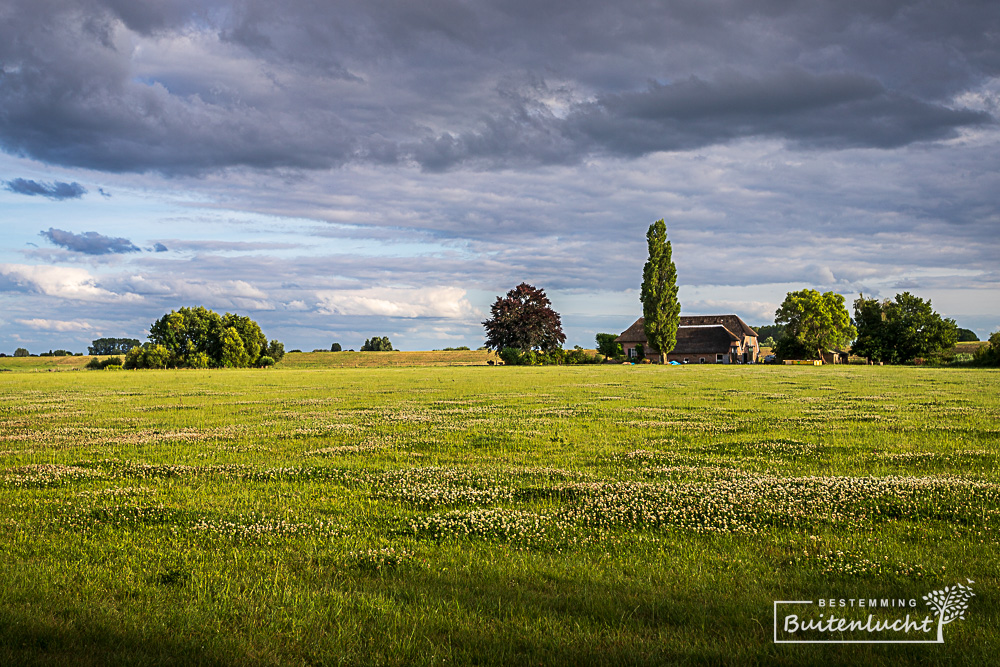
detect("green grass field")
[1,362,998,665]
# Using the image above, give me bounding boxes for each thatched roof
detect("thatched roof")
[679,315,758,338]
[616,315,757,346]
[672,325,739,354]
[615,318,648,343]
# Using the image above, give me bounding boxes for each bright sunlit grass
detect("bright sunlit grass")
[1,363,997,665]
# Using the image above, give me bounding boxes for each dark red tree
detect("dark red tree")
[483,283,566,353]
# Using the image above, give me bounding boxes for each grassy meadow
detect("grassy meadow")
[1,360,998,665]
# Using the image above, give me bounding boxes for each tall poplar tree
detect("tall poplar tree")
[640,219,681,362]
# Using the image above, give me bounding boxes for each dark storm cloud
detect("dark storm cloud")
[40,228,141,255]
[0,0,997,174]
[5,178,87,199]
[409,71,992,170]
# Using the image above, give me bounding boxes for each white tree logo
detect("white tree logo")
[924,580,975,643]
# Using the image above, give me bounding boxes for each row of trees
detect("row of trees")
[88,338,141,355]
[771,289,964,364]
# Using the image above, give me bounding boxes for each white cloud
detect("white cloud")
[16,318,95,332]
[114,275,274,310]
[315,286,474,319]
[0,263,140,302]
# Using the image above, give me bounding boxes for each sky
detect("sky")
[1,0,998,353]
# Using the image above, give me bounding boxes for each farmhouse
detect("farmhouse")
[616,315,760,364]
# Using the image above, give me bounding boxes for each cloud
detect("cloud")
[40,228,141,255]
[16,318,94,332]
[0,1,995,174]
[0,263,140,302]
[152,243,169,252]
[316,287,475,319]
[109,274,274,310]
[5,178,87,199]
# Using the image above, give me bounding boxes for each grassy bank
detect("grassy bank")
[1,364,997,665]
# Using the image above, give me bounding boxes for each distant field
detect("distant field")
[1,364,998,665]
[279,349,499,369]
[0,350,500,373]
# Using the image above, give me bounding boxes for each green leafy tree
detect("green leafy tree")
[754,324,786,343]
[219,327,250,367]
[850,295,890,362]
[595,333,622,358]
[852,292,958,363]
[149,307,222,366]
[13,348,29,357]
[774,289,856,361]
[483,283,565,353]
[972,332,1000,366]
[222,313,267,364]
[640,219,680,362]
[145,307,279,369]
[331,342,342,352]
[266,339,285,362]
[957,328,979,342]
[141,344,172,369]
[361,336,394,351]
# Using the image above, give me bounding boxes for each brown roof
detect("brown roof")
[672,326,739,354]
[679,315,758,338]
[616,315,758,345]
[615,318,647,343]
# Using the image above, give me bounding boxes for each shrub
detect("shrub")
[258,356,275,368]
[499,347,532,365]
[86,356,124,370]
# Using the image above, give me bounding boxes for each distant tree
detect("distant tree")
[760,336,776,349]
[973,332,1000,366]
[13,348,29,357]
[331,342,342,352]
[258,356,275,368]
[957,328,979,342]
[595,333,623,358]
[774,289,856,360]
[852,292,958,364]
[89,338,141,355]
[640,219,680,362]
[754,324,786,343]
[144,307,279,369]
[483,283,566,353]
[266,339,285,362]
[850,295,890,362]
[361,336,394,351]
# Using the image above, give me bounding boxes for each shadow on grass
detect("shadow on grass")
[0,606,249,667]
